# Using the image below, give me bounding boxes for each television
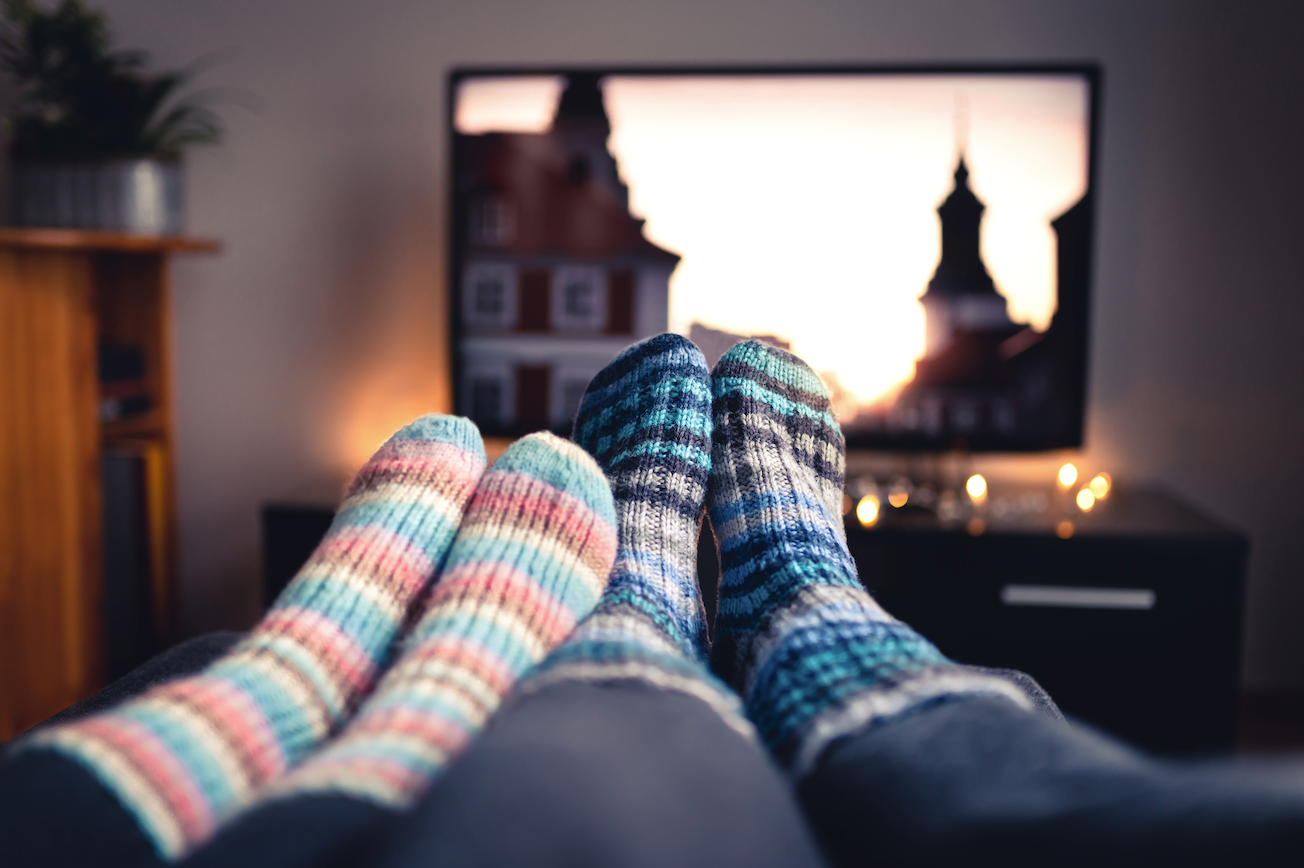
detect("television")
[448,64,1098,452]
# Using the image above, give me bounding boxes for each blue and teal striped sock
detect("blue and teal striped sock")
[708,341,1030,775]
[525,334,750,732]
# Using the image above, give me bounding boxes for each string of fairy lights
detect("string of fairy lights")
[847,463,1112,538]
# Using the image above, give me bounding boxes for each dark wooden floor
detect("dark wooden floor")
[1237,692,1304,754]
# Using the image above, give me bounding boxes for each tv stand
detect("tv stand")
[841,486,1248,753]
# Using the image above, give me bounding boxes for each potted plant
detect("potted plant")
[0,0,224,233]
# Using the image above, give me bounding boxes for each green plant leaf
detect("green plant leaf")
[1,0,231,160]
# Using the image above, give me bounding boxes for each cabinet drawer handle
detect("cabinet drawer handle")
[1000,585,1156,610]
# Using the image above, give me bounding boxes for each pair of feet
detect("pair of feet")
[20,333,1029,863]
[556,334,1031,773]
[26,419,624,859]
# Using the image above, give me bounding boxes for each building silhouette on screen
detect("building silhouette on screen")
[858,155,1090,448]
[455,74,679,435]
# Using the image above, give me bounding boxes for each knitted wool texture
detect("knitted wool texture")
[25,415,487,859]
[525,334,750,735]
[250,432,617,810]
[708,342,1030,775]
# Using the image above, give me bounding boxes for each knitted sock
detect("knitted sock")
[20,415,487,860]
[708,341,1031,775]
[172,432,617,868]
[252,431,616,808]
[524,334,750,733]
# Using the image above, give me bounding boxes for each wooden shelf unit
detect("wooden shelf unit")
[0,229,219,740]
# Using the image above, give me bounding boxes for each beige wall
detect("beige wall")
[75,0,1304,688]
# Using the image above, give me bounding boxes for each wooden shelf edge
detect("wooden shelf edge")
[0,227,221,254]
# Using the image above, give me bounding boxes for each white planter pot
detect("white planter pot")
[11,159,183,234]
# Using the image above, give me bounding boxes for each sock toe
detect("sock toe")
[714,340,830,402]
[493,431,618,529]
[573,334,711,466]
[710,340,845,525]
[387,414,487,458]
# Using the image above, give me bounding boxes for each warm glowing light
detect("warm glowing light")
[339,382,453,479]
[454,76,565,133]
[604,76,1088,411]
[856,494,881,527]
[1058,463,1078,488]
[1089,473,1111,500]
[842,493,854,515]
[1076,488,1096,511]
[1056,520,1074,539]
[888,488,909,508]
[967,517,986,536]
[966,474,987,500]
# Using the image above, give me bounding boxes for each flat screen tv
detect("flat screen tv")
[448,64,1098,451]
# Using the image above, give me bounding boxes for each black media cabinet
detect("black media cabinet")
[839,488,1249,754]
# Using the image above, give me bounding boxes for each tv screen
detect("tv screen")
[449,65,1098,451]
